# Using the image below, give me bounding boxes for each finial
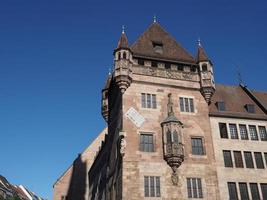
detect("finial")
[236,66,244,85]
[197,38,201,47]
[108,67,111,76]
[122,25,125,34]
[153,15,157,23]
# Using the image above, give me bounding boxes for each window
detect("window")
[259,126,267,141]
[265,153,267,166]
[239,125,248,140]
[140,134,154,152]
[261,183,267,200]
[229,124,238,139]
[123,52,127,59]
[217,101,225,111]
[254,152,264,169]
[250,183,260,200]
[244,151,254,168]
[191,138,205,155]
[223,150,233,167]
[234,151,243,168]
[165,63,171,69]
[249,125,258,140]
[190,66,196,72]
[202,64,208,71]
[141,93,157,109]
[228,182,238,200]
[219,123,228,138]
[239,183,249,200]
[138,59,145,65]
[144,176,160,197]
[187,178,203,198]
[246,104,255,113]
[179,97,194,113]
[178,65,183,71]
[152,42,163,54]
[151,61,158,67]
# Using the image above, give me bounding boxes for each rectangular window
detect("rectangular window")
[138,59,145,65]
[259,126,267,141]
[239,124,248,140]
[144,176,160,197]
[223,150,233,167]
[191,138,205,155]
[140,134,154,152]
[151,61,158,67]
[217,101,225,111]
[239,183,249,200]
[244,151,254,168]
[187,178,203,198]
[141,93,157,109]
[219,123,228,138]
[180,97,194,113]
[261,183,267,200]
[249,125,258,140]
[254,152,264,169]
[234,151,243,168]
[228,182,238,200]
[229,124,238,139]
[250,183,260,200]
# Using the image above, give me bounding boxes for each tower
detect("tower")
[197,40,215,104]
[113,27,133,94]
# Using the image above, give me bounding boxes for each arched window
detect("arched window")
[173,131,179,143]
[167,130,172,144]
[123,52,127,59]
[118,52,121,60]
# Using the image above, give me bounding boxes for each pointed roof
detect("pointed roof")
[131,22,195,63]
[196,44,210,62]
[116,32,129,50]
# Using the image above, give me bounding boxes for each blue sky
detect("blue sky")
[0,0,267,199]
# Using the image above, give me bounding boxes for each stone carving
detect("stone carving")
[132,66,199,81]
[120,137,126,156]
[171,172,179,185]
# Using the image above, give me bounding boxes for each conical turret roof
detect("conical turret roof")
[196,44,210,62]
[116,32,129,49]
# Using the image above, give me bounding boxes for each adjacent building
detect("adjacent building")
[53,21,267,200]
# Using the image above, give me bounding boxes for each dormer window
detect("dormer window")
[217,101,225,111]
[245,104,255,113]
[152,41,163,54]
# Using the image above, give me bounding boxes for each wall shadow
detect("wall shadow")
[66,154,86,200]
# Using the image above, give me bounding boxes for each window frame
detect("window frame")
[229,124,239,139]
[139,133,155,152]
[191,137,205,155]
[219,123,228,139]
[254,152,265,169]
[259,126,267,141]
[244,151,254,168]
[249,125,259,140]
[233,151,244,168]
[239,182,249,200]
[217,101,225,111]
[250,183,260,200]
[141,93,157,109]
[227,182,238,200]
[239,124,248,140]
[179,97,195,113]
[223,150,233,168]
[144,176,161,197]
[187,177,203,198]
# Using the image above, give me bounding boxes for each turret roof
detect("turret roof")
[196,44,210,62]
[116,32,129,49]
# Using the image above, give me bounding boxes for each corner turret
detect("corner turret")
[113,27,133,93]
[197,40,215,104]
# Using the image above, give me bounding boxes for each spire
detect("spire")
[196,40,209,62]
[116,26,129,50]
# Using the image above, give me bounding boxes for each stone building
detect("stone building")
[53,21,267,200]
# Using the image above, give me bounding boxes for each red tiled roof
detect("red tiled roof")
[130,22,195,63]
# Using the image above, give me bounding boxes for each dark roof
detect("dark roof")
[252,90,267,111]
[209,84,267,120]
[116,32,129,49]
[196,45,209,62]
[131,22,195,63]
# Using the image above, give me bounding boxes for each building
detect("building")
[53,20,267,200]
[53,128,107,200]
